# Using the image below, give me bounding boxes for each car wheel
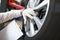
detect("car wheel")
[24,0,56,40]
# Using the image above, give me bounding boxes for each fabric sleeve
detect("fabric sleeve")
[0,10,22,23]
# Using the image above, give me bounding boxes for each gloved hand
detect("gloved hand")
[22,8,37,24]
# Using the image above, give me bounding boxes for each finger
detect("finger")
[25,13,34,19]
[25,8,36,16]
[22,13,27,24]
[29,11,36,16]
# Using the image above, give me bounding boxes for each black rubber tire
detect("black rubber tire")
[0,0,7,12]
[23,0,60,40]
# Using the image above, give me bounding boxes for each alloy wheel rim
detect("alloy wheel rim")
[26,0,50,37]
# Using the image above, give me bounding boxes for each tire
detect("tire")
[23,0,60,40]
[0,0,7,12]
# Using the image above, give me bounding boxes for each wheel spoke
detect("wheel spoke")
[30,20,35,35]
[33,17,42,30]
[33,0,48,10]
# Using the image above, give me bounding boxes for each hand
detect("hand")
[22,8,37,24]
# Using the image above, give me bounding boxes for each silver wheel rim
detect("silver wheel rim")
[25,0,50,37]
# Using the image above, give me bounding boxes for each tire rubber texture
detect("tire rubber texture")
[0,0,7,12]
[24,0,60,40]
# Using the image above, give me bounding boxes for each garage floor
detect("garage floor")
[4,20,23,30]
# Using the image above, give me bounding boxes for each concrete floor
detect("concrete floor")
[4,20,23,30]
